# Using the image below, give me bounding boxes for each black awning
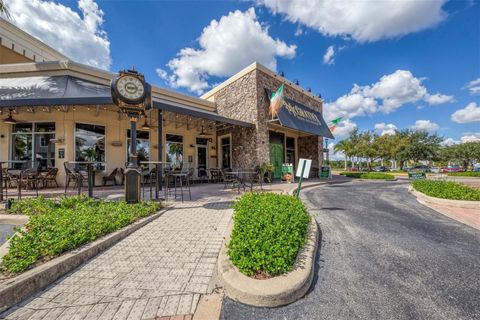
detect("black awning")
[153,100,254,128]
[0,75,112,107]
[267,89,334,139]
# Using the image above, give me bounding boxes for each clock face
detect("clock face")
[115,75,145,101]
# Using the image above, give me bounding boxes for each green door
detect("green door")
[269,143,284,179]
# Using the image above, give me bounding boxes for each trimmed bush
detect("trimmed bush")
[227,193,310,277]
[1,196,160,274]
[448,172,480,177]
[412,180,480,201]
[360,172,395,180]
[340,172,395,180]
[339,172,363,178]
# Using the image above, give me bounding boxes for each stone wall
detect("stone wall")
[298,135,323,177]
[256,69,324,172]
[213,66,326,170]
[213,70,267,168]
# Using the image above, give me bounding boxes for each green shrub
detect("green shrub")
[447,172,480,177]
[412,180,480,201]
[339,172,363,178]
[360,172,395,180]
[1,196,160,273]
[339,172,395,180]
[227,193,310,277]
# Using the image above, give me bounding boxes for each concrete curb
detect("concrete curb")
[217,215,318,307]
[409,187,480,209]
[0,207,169,313]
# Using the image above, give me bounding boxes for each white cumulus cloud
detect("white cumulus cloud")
[328,142,345,161]
[256,0,448,42]
[323,45,335,65]
[461,133,480,143]
[6,0,111,69]
[158,8,296,94]
[331,119,357,139]
[324,70,452,121]
[374,123,397,135]
[410,120,439,132]
[424,93,455,105]
[441,138,459,146]
[451,102,480,124]
[465,78,480,95]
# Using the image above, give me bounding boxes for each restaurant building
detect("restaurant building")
[0,19,332,186]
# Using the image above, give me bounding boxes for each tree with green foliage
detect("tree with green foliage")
[441,142,480,170]
[402,130,442,165]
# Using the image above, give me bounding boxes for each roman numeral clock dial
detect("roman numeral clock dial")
[116,75,145,102]
[111,70,151,118]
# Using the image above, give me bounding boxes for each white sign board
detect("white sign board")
[296,158,312,178]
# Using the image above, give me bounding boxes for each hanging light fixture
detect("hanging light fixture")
[3,110,17,125]
[141,114,151,130]
[199,125,206,137]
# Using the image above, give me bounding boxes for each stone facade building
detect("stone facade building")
[202,63,329,177]
[0,19,332,186]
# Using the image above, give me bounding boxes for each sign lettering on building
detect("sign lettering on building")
[283,100,321,126]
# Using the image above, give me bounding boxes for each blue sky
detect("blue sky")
[5,0,480,145]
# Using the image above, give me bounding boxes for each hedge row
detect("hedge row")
[340,172,395,180]
[2,196,160,273]
[447,172,480,177]
[412,180,480,201]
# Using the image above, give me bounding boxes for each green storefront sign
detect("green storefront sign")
[408,172,426,180]
[320,166,331,179]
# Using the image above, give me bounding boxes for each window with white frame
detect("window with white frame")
[219,135,231,169]
[166,134,183,168]
[75,123,105,170]
[11,122,55,169]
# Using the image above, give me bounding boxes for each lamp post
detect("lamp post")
[111,68,151,203]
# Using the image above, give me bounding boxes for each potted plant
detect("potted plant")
[259,162,274,183]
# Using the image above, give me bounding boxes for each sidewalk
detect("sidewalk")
[0,189,234,320]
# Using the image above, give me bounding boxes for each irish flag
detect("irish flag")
[270,84,285,117]
[328,117,343,132]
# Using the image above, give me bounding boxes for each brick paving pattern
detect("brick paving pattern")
[0,195,233,320]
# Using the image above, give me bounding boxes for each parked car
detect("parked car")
[373,166,389,172]
[408,165,430,173]
[474,165,480,172]
[430,166,441,173]
[442,165,462,173]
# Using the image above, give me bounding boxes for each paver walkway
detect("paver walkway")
[0,191,233,320]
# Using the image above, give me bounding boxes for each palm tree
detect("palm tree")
[0,1,10,17]
[334,139,354,170]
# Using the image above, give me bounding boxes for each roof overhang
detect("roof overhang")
[0,70,254,128]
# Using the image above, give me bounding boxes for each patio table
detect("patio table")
[0,160,27,201]
[231,171,258,193]
[68,161,99,198]
[139,161,171,201]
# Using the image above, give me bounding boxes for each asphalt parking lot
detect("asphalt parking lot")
[221,180,480,320]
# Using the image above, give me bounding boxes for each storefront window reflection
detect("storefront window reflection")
[220,136,231,169]
[127,130,150,164]
[11,122,55,169]
[166,134,183,169]
[75,123,105,170]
